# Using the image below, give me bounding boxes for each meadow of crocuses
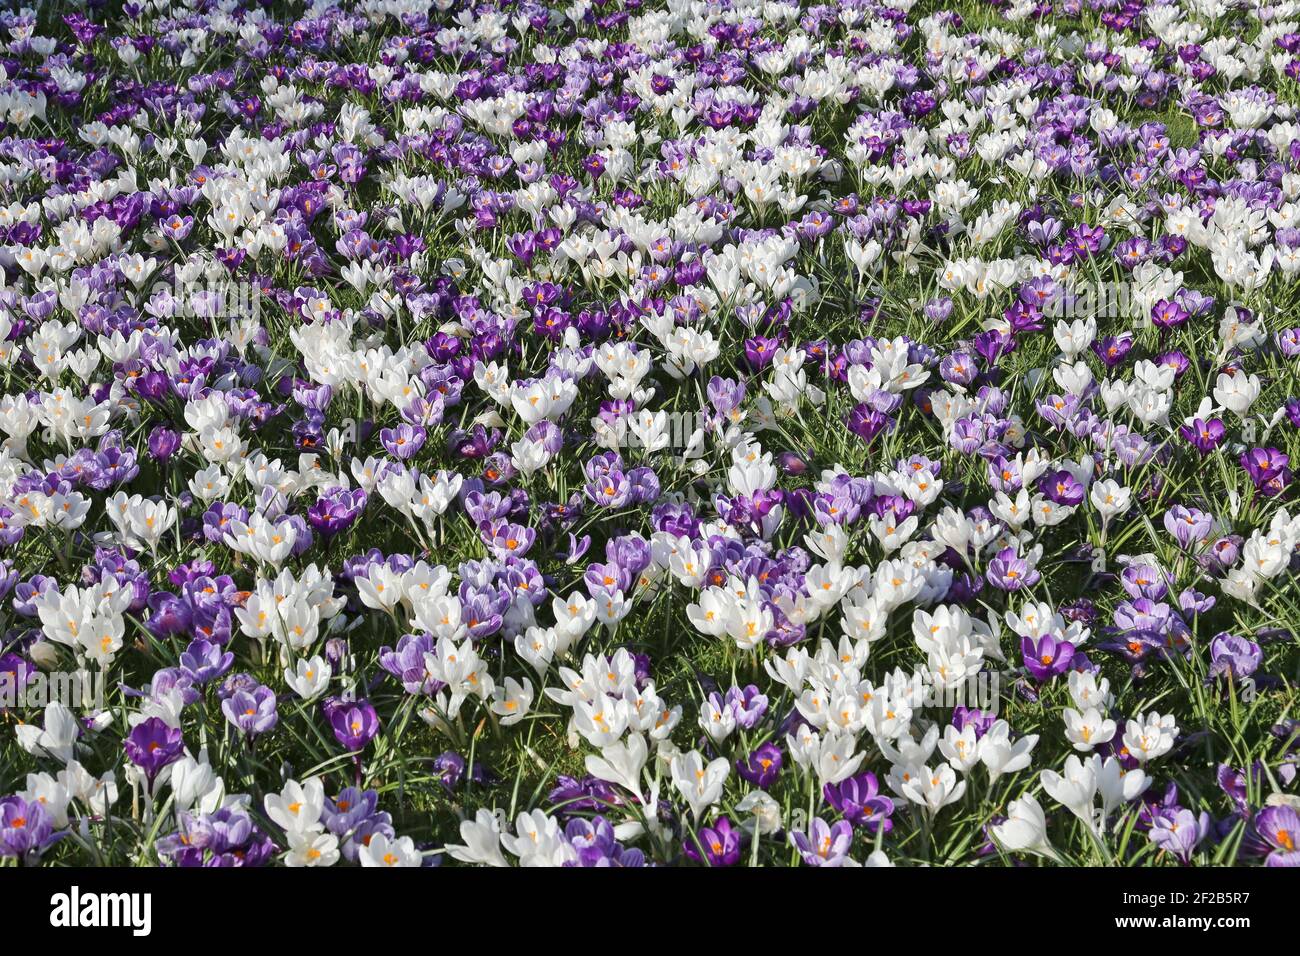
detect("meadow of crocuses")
[0,0,1297,870]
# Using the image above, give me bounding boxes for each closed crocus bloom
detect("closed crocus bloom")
[584,733,648,801]
[446,808,509,867]
[171,751,224,813]
[1212,368,1260,415]
[147,425,182,461]
[1095,756,1149,824]
[1040,755,1098,830]
[991,793,1058,861]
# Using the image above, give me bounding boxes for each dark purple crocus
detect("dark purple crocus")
[846,403,892,442]
[684,816,742,866]
[1038,469,1085,505]
[432,752,466,792]
[307,486,367,536]
[1150,298,1189,330]
[147,426,182,461]
[824,772,895,833]
[1179,417,1225,455]
[125,717,185,786]
[736,742,783,789]
[1240,447,1291,496]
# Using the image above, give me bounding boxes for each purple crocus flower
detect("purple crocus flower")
[307,486,367,536]
[483,520,536,558]
[327,698,381,750]
[1253,806,1300,866]
[824,772,895,833]
[1038,469,1085,505]
[987,548,1041,591]
[736,742,783,789]
[379,633,443,696]
[953,707,998,738]
[685,816,742,866]
[1021,633,1075,682]
[1163,505,1213,549]
[125,717,185,786]
[923,297,953,322]
[1239,447,1291,496]
[1149,808,1211,863]
[723,684,768,728]
[147,425,182,461]
[1208,633,1262,682]
[221,685,279,736]
[846,403,892,442]
[380,423,426,460]
[180,638,234,684]
[791,817,855,866]
[432,752,466,792]
[0,796,57,860]
[1179,417,1225,455]
[566,816,644,867]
